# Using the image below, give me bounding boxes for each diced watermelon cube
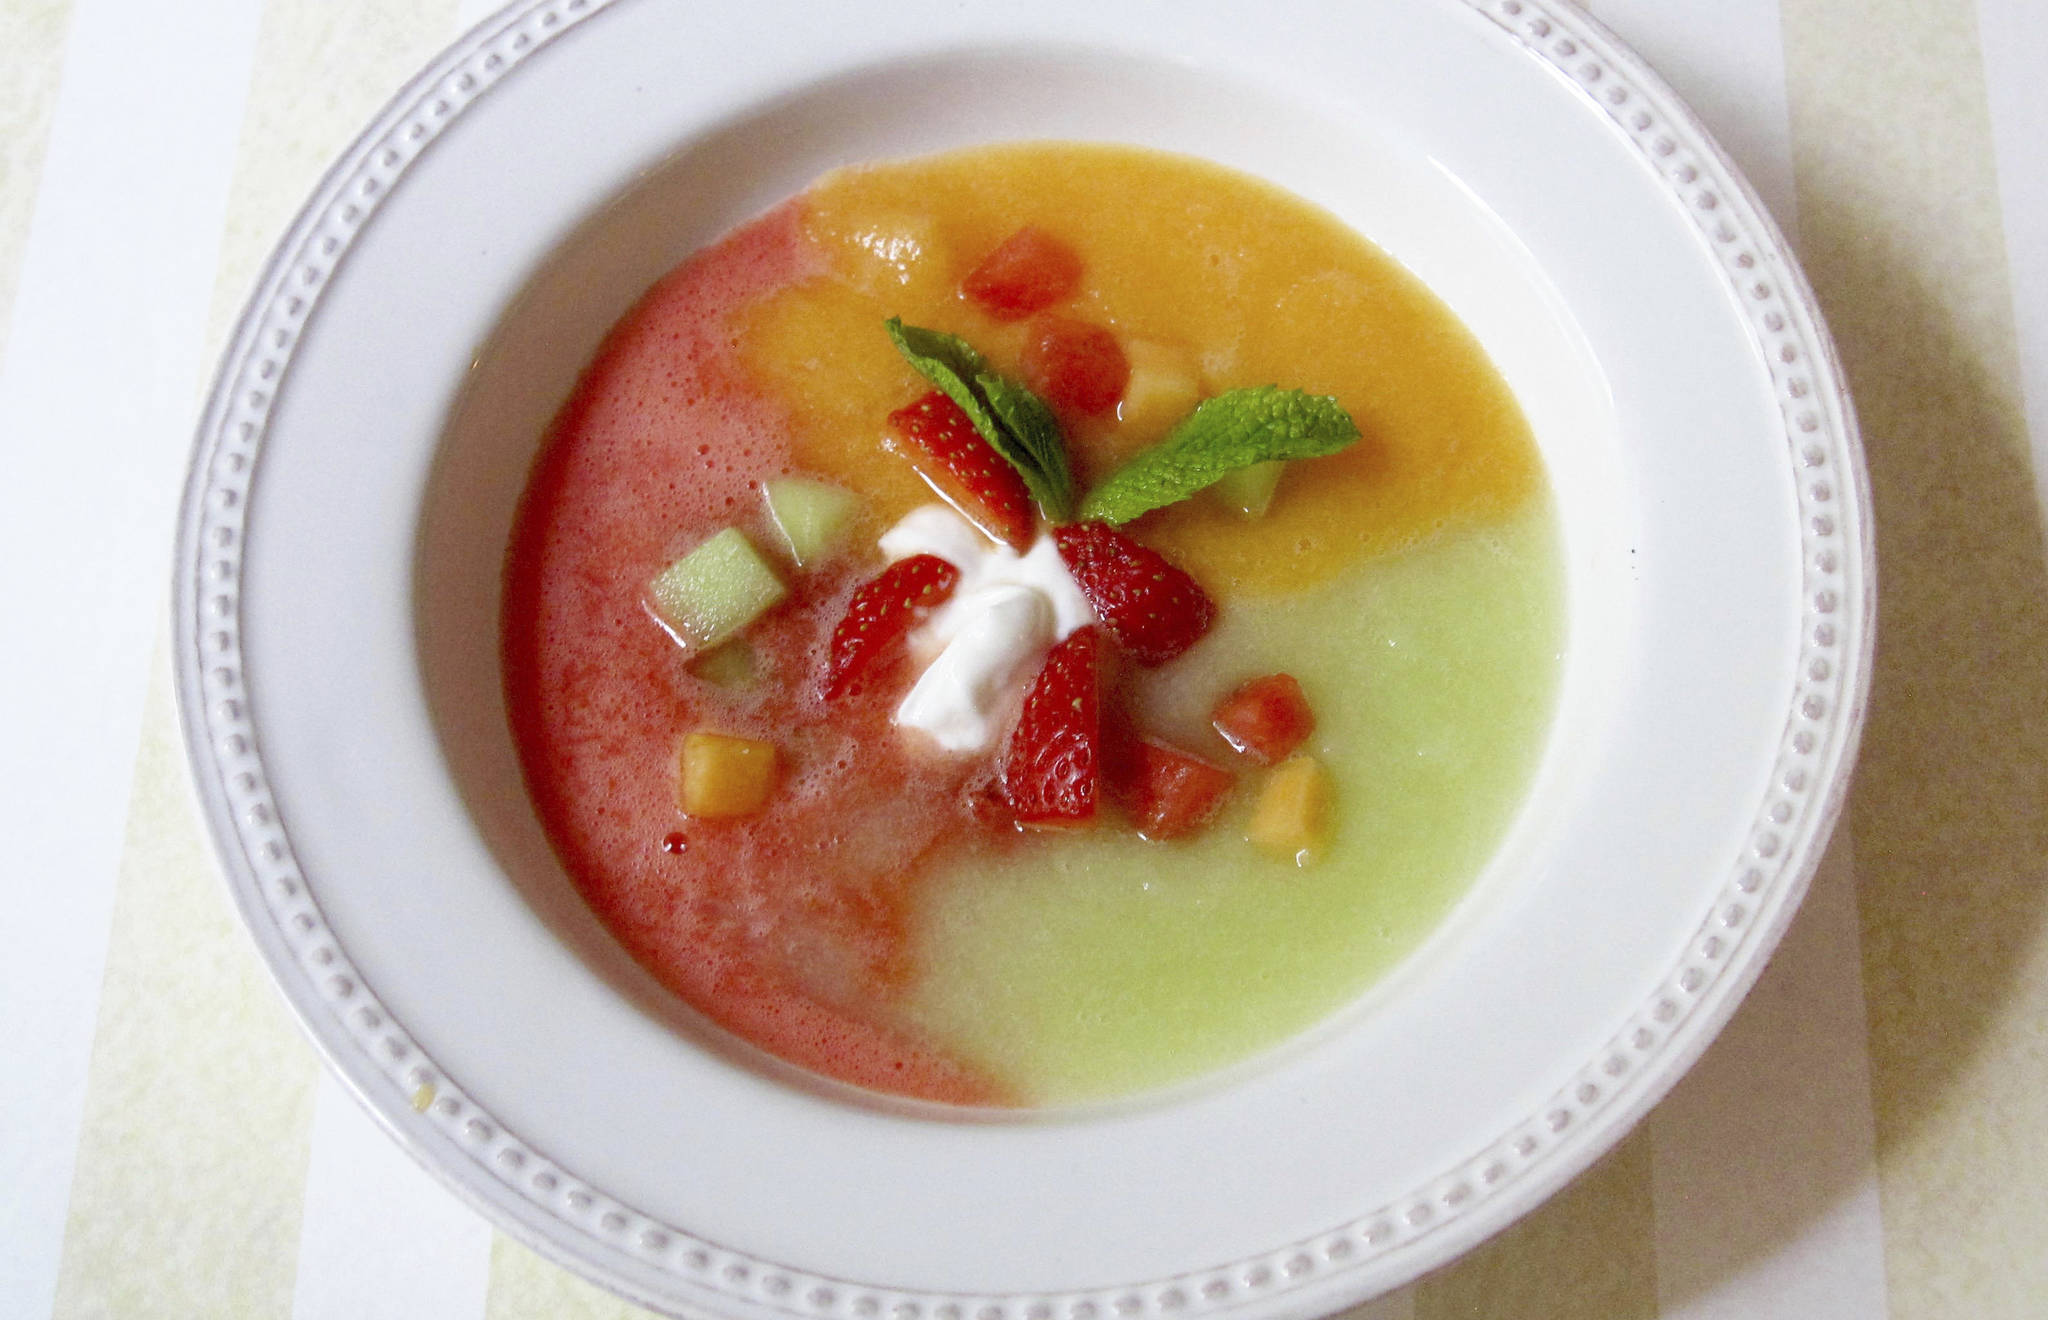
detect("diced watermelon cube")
[1212,673,1316,764]
[961,226,1084,320]
[1115,739,1235,840]
[1022,314,1130,419]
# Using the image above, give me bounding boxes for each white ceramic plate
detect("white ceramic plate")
[174,0,1871,1314]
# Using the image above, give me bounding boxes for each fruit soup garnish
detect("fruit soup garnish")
[503,143,1562,1107]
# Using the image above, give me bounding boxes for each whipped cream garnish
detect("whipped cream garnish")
[878,505,1095,753]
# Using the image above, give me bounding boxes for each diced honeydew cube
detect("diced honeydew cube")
[1114,339,1202,445]
[688,640,759,689]
[677,731,777,817]
[1210,460,1285,518]
[648,528,786,650]
[764,477,861,566]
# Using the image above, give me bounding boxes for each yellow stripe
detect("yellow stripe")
[0,0,74,364]
[1412,1129,1659,1320]
[51,637,320,1318]
[488,1234,659,1320]
[49,2,464,1315]
[1781,0,2048,1314]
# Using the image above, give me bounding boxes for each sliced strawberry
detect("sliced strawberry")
[1023,314,1129,419]
[885,391,1036,549]
[1001,627,1104,827]
[1114,739,1235,840]
[1212,673,1316,764]
[961,226,1084,320]
[1052,522,1216,667]
[821,554,960,700]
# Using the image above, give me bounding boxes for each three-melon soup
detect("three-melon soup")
[502,142,1561,1107]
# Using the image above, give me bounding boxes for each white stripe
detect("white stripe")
[291,1072,495,1320]
[1977,0,2048,521]
[1586,0,1799,237]
[1649,840,1889,1319]
[0,0,263,1315]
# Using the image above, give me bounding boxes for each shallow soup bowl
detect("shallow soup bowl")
[174,1,1872,1315]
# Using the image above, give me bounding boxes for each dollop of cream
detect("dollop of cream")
[878,505,1095,753]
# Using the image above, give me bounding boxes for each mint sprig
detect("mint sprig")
[885,318,1075,521]
[977,374,1073,519]
[884,322,1358,528]
[1078,386,1360,525]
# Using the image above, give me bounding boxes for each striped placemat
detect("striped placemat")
[4,1,2044,1316]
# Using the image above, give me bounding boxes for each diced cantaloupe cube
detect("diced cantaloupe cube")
[763,477,860,566]
[1200,343,1241,386]
[838,211,952,297]
[647,528,786,651]
[1246,755,1328,864]
[677,731,777,818]
[1114,339,1202,446]
[1209,460,1285,518]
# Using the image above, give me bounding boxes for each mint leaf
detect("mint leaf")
[977,372,1075,521]
[884,319,1004,445]
[885,318,1076,522]
[1078,387,1360,525]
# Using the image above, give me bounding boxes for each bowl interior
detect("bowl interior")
[414,45,1630,1107]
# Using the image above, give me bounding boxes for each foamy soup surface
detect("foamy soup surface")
[504,143,1560,1106]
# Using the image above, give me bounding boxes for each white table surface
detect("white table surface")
[3,2,2046,1317]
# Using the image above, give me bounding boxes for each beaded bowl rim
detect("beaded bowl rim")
[172,0,1872,1315]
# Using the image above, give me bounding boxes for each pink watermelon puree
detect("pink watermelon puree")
[503,203,1005,1104]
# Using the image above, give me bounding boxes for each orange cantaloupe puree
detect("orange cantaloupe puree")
[734,141,1541,596]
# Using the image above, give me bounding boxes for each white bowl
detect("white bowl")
[173,0,1871,1315]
